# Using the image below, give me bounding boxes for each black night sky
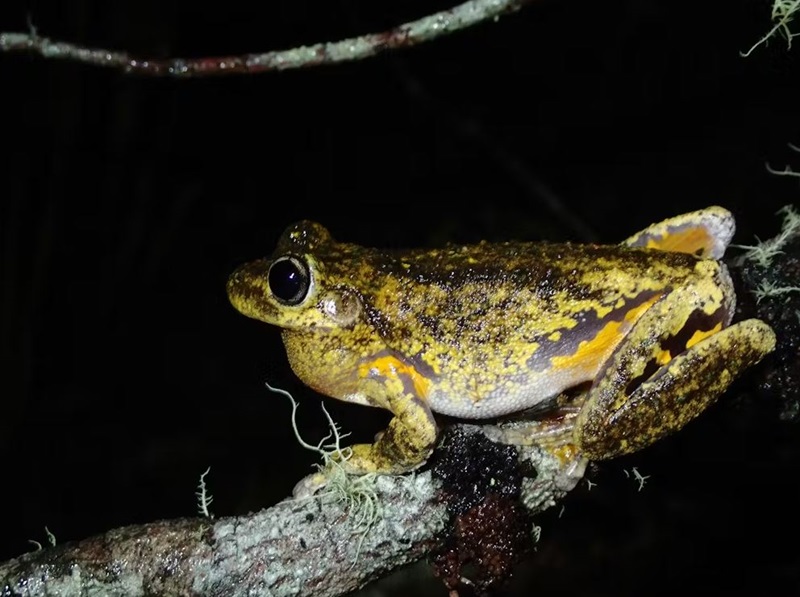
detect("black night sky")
[2,0,799,595]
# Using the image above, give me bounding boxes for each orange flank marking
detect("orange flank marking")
[358,355,431,398]
[686,322,723,349]
[645,227,714,256]
[550,295,660,376]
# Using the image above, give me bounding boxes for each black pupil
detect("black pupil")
[268,258,308,304]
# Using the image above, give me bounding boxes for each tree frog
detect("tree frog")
[227,207,775,476]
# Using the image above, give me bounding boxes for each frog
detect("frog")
[227,206,775,479]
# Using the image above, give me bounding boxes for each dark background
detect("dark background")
[2,0,799,594]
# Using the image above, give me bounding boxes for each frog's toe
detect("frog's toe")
[292,471,330,499]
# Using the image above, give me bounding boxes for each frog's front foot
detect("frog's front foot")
[293,471,330,499]
[290,446,374,500]
[291,440,431,499]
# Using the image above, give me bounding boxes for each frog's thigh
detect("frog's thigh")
[574,305,775,460]
[346,380,438,475]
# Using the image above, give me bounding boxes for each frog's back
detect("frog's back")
[355,240,719,418]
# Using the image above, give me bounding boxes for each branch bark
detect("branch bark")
[0,425,584,596]
[0,0,539,76]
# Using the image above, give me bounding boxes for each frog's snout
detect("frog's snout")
[227,258,270,294]
[227,258,273,321]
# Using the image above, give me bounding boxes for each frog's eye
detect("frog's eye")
[268,256,311,305]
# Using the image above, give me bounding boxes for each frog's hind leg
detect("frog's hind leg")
[480,391,589,471]
[486,398,583,448]
[573,285,775,461]
[623,206,735,259]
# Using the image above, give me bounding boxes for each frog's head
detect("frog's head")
[227,221,366,331]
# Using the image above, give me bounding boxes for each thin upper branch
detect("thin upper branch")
[0,0,538,76]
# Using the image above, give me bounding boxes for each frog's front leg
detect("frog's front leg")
[345,392,437,475]
[573,285,776,460]
[293,356,437,497]
[341,356,438,475]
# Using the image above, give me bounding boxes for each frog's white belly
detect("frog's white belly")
[426,368,585,419]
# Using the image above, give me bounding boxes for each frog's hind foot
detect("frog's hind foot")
[484,404,582,451]
[575,318,775,460]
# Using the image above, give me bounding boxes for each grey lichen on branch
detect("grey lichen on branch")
[0,471,443,596]
[0,425,581,597]
[0,0,539,76]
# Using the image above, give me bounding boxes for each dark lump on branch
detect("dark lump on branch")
[429,427,534,594]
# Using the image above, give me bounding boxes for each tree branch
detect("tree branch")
[0,0,539,76]
[0,425,584,596]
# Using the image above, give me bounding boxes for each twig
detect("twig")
[0,0,538,76]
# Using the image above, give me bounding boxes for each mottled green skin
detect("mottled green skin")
[228,209,776,475]
[229,222,706,414]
